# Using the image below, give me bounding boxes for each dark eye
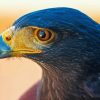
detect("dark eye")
[32,27,56,44]
[37,30,52,41]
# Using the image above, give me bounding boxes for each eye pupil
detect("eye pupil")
[39,31,46,38]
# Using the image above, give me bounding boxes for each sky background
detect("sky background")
[0,0,100,100]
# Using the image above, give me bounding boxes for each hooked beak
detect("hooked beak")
[0,27,42,59]
[0,34,12,58]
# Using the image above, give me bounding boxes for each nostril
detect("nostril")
[6,36,11,41]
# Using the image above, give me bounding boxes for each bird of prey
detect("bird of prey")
[0,7,100,100]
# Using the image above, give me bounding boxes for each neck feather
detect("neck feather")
[40,69,67,100]
[37,63,87,100]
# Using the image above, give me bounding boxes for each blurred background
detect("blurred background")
[0,0,100,100]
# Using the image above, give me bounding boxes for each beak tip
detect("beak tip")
[0,34,11,58]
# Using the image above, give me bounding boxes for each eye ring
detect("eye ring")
[34,28,56,44]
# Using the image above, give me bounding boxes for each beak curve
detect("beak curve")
[0,26,43,59]
[0,34,12,58]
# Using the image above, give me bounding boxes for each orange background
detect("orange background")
[0,0,100,100]
[0,0,100,33]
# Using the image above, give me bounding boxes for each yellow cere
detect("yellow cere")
[10,27,42,54]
